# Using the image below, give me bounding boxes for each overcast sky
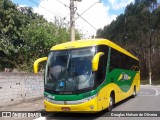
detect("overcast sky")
[12,0,138,38]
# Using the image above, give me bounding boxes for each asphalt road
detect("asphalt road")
[34,85,160,120]
[1,85,160,120]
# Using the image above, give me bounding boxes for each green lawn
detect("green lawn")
[141,80,160,85]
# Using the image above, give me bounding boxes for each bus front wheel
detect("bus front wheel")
[107,94,114,112]
[132,86,137,98]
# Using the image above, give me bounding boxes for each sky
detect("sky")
[11,0,136,38]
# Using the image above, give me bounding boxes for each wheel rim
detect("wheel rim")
[109,96,113,106]
[133,88,136,96]
[133,91,136,95]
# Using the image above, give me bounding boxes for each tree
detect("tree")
[0,0,81,72]
[96,0,160,80]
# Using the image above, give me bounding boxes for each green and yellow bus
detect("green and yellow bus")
[34,39,140,112]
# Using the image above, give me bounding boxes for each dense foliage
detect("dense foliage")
[96,0,160,80]
[0,0,80,72]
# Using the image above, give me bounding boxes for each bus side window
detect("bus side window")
[110,49,119,71]
[110,48,139,71]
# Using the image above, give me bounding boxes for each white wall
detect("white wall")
[0,73,44,107]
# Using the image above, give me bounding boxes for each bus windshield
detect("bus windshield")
[45,47,96,93]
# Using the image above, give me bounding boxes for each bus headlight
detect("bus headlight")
[45,97,52,103]
[82,94,97,102]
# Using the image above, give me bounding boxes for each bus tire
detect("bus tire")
[132,86,137,98]
[107,93,114,112]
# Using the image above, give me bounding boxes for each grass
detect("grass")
[141,79,160,85]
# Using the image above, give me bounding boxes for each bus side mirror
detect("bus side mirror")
[34,57,47,73]
[92,52,104,71]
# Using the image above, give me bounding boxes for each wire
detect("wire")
[28,0,97,33]
[55,0,70,19]
[53,0,97,31]
[27,0,63,19]
[27,0,70,40]
[75,2,100,20]
[76,12,97,31]
[55,0,69,8]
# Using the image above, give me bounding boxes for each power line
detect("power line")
[28,0,97,38]
[55,0,70,20]
[55,0,69,8]
[76,12,97,31]
[27,0,63,19]
[27,0,70,40]
[28,0,97,29]
[53,0,97,31]
[75,1,100,20]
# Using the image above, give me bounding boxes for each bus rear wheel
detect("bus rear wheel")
[132,86,137,98]
[107,94,114,112]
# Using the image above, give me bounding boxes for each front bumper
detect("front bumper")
[44,97,98,113]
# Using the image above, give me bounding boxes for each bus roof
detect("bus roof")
[51,39,138,61]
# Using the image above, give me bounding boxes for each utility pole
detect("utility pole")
[149,31,152,85]
[70,0,82,41]
[70,0,75,41]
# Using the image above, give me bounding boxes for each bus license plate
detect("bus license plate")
[61,107,70,111]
